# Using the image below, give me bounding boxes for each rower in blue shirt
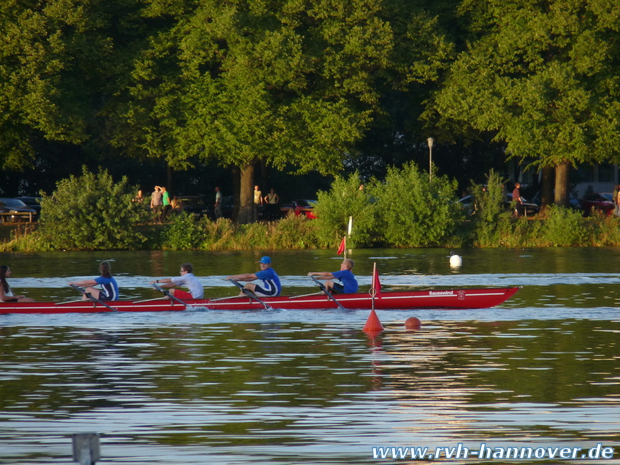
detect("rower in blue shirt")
[308,258,358,294]
[227,256,282,297]
[68,261,119,301]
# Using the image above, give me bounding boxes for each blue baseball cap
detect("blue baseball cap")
[259,256,271,264]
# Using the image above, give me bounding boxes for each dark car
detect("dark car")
[178,196,210,219]
[580,192,614,217]
[280,199,317,219]
[531,192,581,210]
[457,195,475,215]
[15,196,42,214]
[0,198,38,222]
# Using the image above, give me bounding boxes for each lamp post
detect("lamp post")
[427,137,434,182]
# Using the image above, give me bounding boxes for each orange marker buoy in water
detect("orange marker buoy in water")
[363,309,384,333]
[404,317,421,330]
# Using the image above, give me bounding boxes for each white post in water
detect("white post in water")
[347,216,353,237]
[72,433,100,465]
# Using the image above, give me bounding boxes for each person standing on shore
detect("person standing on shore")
[214,187,223,219]
[161,186,171,221]
[150,186,163,223]
[512,182,523,217]
[253,185,263,221]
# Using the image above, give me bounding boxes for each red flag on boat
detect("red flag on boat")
[337,236,346,255]
[371,262,382,297]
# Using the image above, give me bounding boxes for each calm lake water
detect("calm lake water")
[1,248,619,464]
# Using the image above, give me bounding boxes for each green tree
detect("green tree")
[38,167,148,250]
[427,0,620,206]
[112,0,451,223]
[0,0,152,193]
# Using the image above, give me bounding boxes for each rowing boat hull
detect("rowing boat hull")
[0,287,519,314]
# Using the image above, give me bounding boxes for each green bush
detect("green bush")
[471,170,513,246]
[376,162,462,247]
[589,213,620,246]
[161,212,203,250]
[542,205,588,247]
[38,166,148,250]
[200,217,237,250]
[313,173,379,248]
[271,214,320,249]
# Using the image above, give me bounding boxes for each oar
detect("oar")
[229,279,274,311]
[290,291,324,299]
[133,296,169,304]
[56,298,88,306]
[151,283,199,309]
[309,276,347,311]
[210,294,247,302]
[69,284,118,312]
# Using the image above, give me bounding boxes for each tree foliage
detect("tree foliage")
[428,0,620,171]
[0,0,145,171]
[110,0,451,222]
[38,166,148,250]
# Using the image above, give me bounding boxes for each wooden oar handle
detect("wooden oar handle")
[69,284,118,312]
[229,279,245,290]
[310,276,327,291]
[229,279,273,310]
[151,283,191,308]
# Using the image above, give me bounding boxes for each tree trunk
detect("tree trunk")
[541,165,554,210]
[236,163,256,224]
[554,161,570,207]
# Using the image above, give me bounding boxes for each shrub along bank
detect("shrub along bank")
[3,165,620,252]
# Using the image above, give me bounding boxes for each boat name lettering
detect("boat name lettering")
[429,291,454,296]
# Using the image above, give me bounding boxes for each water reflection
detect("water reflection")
[1,317,619,464]
[1,248,619,463]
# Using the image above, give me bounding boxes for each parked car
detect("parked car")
[457,195,475,215]
[458,193,540,216]
[580,192,614,217]
[280,199,317,219]
[178,196,210,219]
[530,192,581,210]
[15,196,42,214]
[0,198,38,222]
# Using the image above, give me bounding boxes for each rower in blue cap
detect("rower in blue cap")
[226,256,282,297]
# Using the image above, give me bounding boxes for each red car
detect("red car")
[580,193,614,216]
[280,199,317,219]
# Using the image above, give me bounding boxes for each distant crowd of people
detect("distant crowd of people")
[132,184,282,223]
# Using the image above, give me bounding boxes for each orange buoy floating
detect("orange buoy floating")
[404,317,421,330]
[363,309,384,333]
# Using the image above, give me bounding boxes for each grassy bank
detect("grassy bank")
[3,209,620,252]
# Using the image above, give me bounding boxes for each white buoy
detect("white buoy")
[449,252,462,268]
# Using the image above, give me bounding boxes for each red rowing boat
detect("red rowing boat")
[0,287,519,314]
